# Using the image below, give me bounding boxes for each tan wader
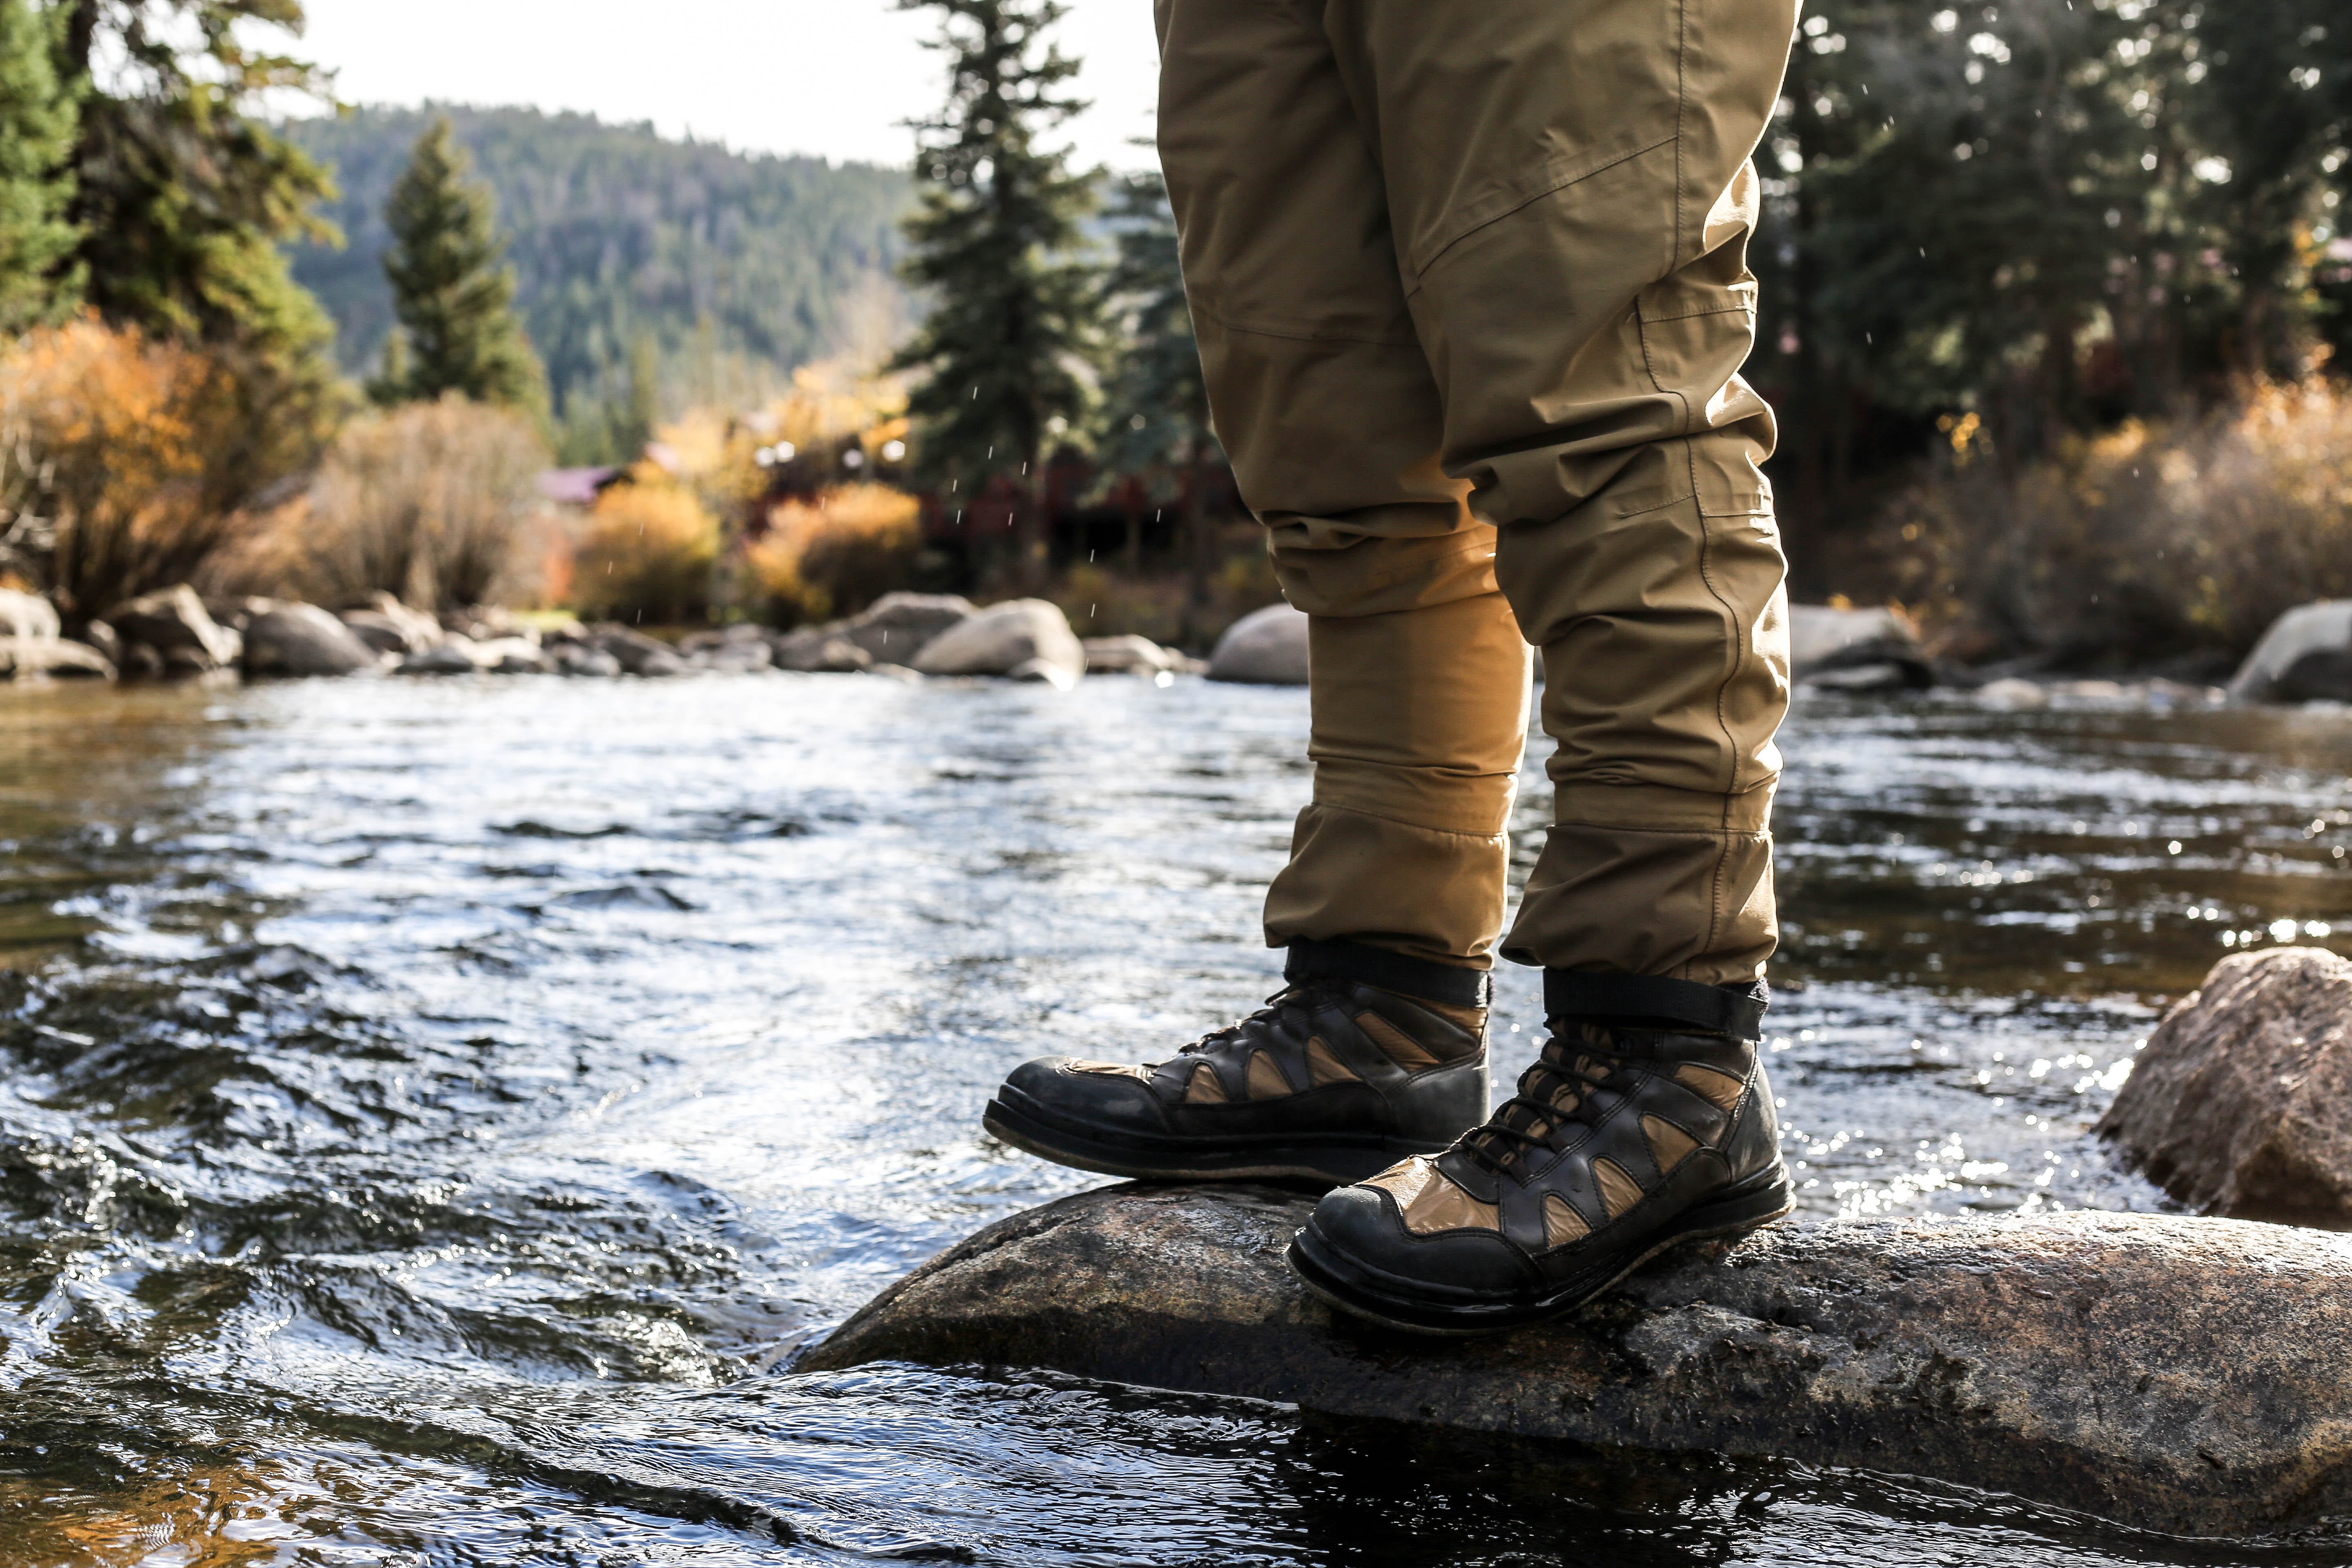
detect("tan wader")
[1157,0,1798,984]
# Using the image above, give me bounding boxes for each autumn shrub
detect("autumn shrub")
[1873,382,2352,665]
[282,396,550,610]
[572,480,721,623]
[0,316,326,625]
[744,483,919,624]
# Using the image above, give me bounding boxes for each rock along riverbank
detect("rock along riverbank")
[804,1183,2352,1538]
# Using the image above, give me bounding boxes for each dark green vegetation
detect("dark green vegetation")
[282,105,912,459]
[0,0,77,331]
[1752,0,2352,561]
[891,0,1102,578]
[371,116,546,416]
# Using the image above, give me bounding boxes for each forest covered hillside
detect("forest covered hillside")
[283,105,914,439]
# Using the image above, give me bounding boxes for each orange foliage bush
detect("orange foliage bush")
[0,315,330,622]
[743,483,919,624]
[571,479,721,623]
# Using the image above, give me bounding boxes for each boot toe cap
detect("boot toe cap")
[999,1056,1171,1136]
[1305,1182,1536,1299]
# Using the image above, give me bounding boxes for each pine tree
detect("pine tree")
[380,116,546,413]
[0,0,80,331]
[893,0,1102,583]
[53,0,344,504]
[1094,169,1223,642]
[56,0,337,354]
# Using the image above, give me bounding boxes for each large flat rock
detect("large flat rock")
[805,1183,2352,1537]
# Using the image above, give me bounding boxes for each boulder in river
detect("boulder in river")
[551,642,622,677]
[396,641,479,675]
[2227,600,2352,704]
[834,592,976,664]
[1206,601,1310,685]
[774,630,872,673]
[100,584,241,673]
[679,625,774,672]
[912,598,1085,682]
[1083,634,1185,675]
[1788,603,1932,688]
[806,1182,2352,1537]
[0,636,114,680]
[337,593,443,655]
[587,625,686,677]
[2097,947,2352,1226]
[242,603,380,677]
[468,636,555,674]
[0,587,60,641]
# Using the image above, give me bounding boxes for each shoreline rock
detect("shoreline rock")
[1206,602,1309,685]
[805,1183,2352,1537]
[242,602,379,677]
[2098,947,2352,1226]
[912,598,1085,683]
[100,584,241,674]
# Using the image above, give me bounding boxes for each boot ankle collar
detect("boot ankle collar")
[1544,971,1767,1039]
[1284,937,1491,1009]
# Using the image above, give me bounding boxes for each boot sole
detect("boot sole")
[1285,1167,1796,1337]
[982,1092,1449,1187]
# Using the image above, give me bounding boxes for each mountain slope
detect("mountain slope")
[284,105,914,426]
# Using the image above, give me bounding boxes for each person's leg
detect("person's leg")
[980,0,1523,1183]
[1157,0,1534,975]
[1288,0,1803,1332]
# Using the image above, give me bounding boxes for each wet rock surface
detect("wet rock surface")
[1206,600,1310,684]
[2230,599,2352,703]
[808,1182,2352,1537]
[100,583,241,671]
[912,597,1085,682]
[241,602,380,677]
[0,635,115,679]
[2098,947,2352,1225]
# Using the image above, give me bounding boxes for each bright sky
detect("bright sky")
[294,0,1163,172]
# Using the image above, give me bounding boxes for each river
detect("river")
[3,673,2349,1565]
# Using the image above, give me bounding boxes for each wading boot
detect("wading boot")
[982,938,1490,1186]
[1288,972,1792,1336]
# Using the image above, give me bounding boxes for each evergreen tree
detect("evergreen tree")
[56,0,337,355]
[379,116,546,413]
[0,0,80,331]
[892,0,1102,582]
[1094,169,1223,641]
[53,0,344,504]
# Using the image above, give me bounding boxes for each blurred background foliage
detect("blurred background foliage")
[0,0,2347,658]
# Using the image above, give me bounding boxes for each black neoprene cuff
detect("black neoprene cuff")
[1542,970,1769,1038]
[1285,937,1492,1008]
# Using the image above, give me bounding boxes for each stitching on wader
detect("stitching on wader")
[1401,133,1677,291]
[1672,0,1745,968]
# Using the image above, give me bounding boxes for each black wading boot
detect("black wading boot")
[1288,971,1792,1335]
[982,938,1490,1186]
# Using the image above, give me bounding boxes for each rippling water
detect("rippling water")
[5,673,2352,1565]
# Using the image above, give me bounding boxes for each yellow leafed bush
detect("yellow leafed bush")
[744,483,919,625]
[572,480,722,623]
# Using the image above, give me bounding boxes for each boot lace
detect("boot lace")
[1459,1025,1630,1179]
[1172,984,1322,1062]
